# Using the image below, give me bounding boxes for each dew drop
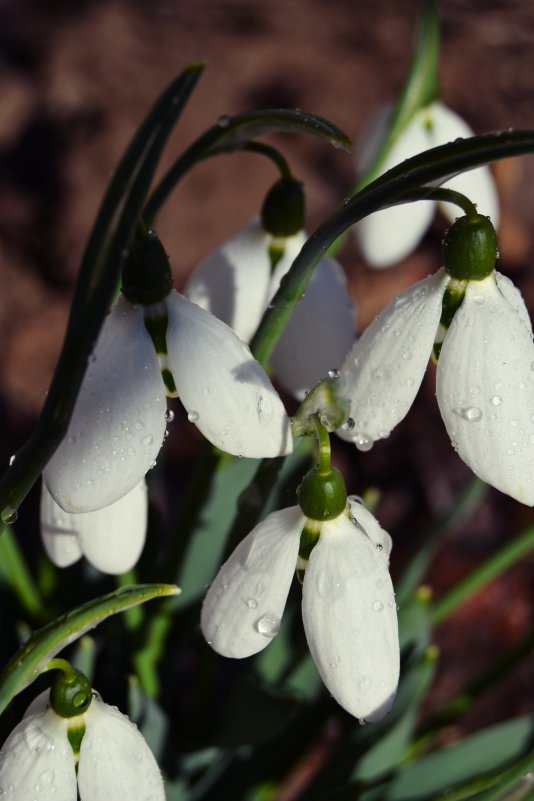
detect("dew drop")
[354,432,374,452]
[67,436,75,445]
[243,596,258,609]
[187,411,200,423]
[8,455,15,466]
[256,612,280,638]
[342,417,355,432]
[1,507,18,525]
[455,406,483,422]
[165,409,175,423]
[218,114,231,127]
[372,600,384,612]
[401,349,413,361]
[328,368,340,380]
[359,675,372,691]
[375,543,384,552]
[358,718,367,726]
[491,395,502,406]
[142,434,153,446]
[220,429,228,437]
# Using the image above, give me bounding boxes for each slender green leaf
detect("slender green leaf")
[0,583,179,716]
[145,109,351,221]
[0,65,204,529]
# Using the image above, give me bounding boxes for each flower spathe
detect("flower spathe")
[185,217,355,399]
[0,690,165,801]
[201,498,399,722]
[339,268,534,505]
[44,290,292,513]
[40,478,147,574]
[355,102,500,268]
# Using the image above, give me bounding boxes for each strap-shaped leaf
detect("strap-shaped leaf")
[0,583,179,716]
[144,108,351,221]
[0,65,204,532]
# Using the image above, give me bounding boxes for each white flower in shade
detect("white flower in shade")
[43,290,292,514]
[0,690,165,801]
[185,217,355,399]
[355,102,499,268]
[40,479,147,574]
[338,268,534,505]
[201,497,399,722]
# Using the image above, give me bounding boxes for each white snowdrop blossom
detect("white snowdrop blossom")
[0,690,165,801]
[185,217,355,399]
[339,268,534,505]
[201,497,399,722]
[40,478,147,574]
[44,290,292,514]
[355,102,499,267]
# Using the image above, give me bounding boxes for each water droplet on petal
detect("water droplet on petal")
[328,368,340,380]
[165,409,175,422]
[491,395,502,406]
[372,600,384,612]
[142,434,153,446]
[243,596,258,609]
[187,411,200,423]
[342,417,355,432]
[8,454,15,466]
[454,406,483,422]
[354,432,373,452]
[256,612,280,638]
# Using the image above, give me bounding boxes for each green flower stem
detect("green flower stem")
[143,108,351,224]
[400,186,479,218]
[431,523,534,624]
[250,130,534,369]
[0,66,204,530]
[0,526,45,620]
[357,0,440,188]
[242,141,293,179]
[313,415,332,475]
[44,657,77,680]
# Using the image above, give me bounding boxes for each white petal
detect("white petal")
[184,217,272,342]
[494,271,533,335]
[165,290,292,457]
[270,257,356,399]
[0,705,75,801]
[355,107,435,268]
[77,696,164,801]
[44,296,166,513]
[437,275,534,504]
[338,269,449,446]
[201,507,304,658]
[429,103,500,227]
[347,497,393,563]
[302,512,399,721]
[41,480,147,574]
[41,482,83,567]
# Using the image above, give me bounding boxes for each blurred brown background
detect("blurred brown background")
[0,0,532,737]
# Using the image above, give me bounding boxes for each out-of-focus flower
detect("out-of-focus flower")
[185,217,355,399]
[201,497,399,722]
[0,689,165,801]
[355,102,499,267]
[40,478,147,574]
[44,291,292,514]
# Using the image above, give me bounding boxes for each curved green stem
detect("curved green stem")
[313,415,332,476]
[44,657,77,680]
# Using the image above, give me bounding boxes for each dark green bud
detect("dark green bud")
[122,224,173,305]
[261,177,305,237]
[297,466,347,521]
[50,668,93,719]
[442,213,497,281]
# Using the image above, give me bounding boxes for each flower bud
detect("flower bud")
[442,213,497,280]
[261,177,305,237]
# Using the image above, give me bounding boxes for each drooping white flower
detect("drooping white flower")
[185,217,355,399]
[201,498,399,722]
[44,291,292,514]
[338,269,534,505]
[40,478,147,574]
[355,102,499,268]
[0,690,165,801]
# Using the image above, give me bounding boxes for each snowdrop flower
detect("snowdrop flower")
[201,492,399,722]
[40,478,147,574]
[0,687,165,800]
[340,213,534,506]
[355,101,499,267]
[44,227,292,514]
[185,178,355,399]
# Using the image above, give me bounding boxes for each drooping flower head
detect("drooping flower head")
[185,177,355,399]
[0,669,165,801]
[339,212,534,505]
[44,225,292,514]
[355,102,499,268]
[201,431,399,722]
